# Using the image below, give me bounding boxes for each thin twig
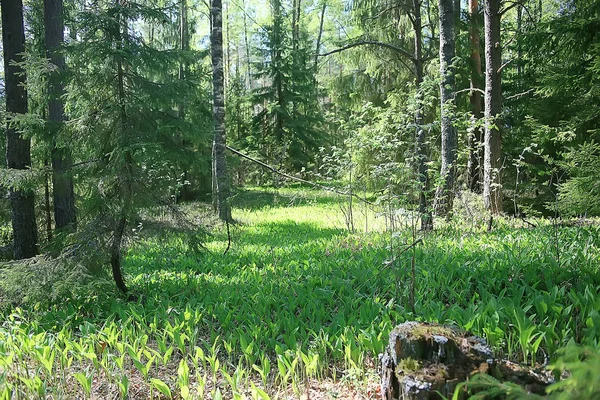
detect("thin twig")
[223,218,231,255]
[505,88,534,101]
[456,87,486,96]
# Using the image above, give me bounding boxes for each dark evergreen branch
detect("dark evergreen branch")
[364,5,402,21]
[318,40,415,61]
[500,0,524,16]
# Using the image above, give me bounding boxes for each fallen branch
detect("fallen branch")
[226,146,374,205]
[318,40,414,61]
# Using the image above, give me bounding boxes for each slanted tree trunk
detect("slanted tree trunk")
[45,0,77,231]
[434,0,458,216]
[242,0,252,89]
[483,0,503,213]
[412,0,433,231]
[2,0,38,259]
[468,0,484,192]
[211,0,232,221]
[314,1,327,72]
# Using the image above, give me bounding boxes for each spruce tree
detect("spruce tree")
[251,0,323,172]
[67,0,204,293]
[2,0,39,259]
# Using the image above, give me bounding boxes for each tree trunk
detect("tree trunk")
[110,0,131,295]
[292,0,301,51]
[177,0,191,201]
[2,0,38,259]
[243,0,252,89]
[467,0,484,192]
[211,0,232,221]
[412,0,433,231]
[314,2,327,72]
[45,0,77,231]
[44,160,53,241]
[483,0,502,213]
[433,0,457,217]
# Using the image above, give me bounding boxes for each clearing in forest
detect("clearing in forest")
[0,187,599,399]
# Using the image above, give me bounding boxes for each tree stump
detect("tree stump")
[379,321,494,399]
[379,322,553,399]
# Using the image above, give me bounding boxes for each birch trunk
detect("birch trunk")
[211,0,232,221]
[483,0,503,213]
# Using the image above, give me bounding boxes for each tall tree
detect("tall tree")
[45,0,77,230]
[2,0,39,259]
[434,0,458,216]
[211,0,232,221]
[177,0,192,201]
[467,0,484,192]
[252,0,323,172]
[483,0,503,213]
[412,0,434,230]
[347,0,436,229]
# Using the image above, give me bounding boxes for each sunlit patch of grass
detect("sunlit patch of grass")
[0,187,599,398]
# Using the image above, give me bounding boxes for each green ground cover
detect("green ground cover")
[1,187,599,399]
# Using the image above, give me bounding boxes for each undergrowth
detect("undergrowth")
[0,186,599,399]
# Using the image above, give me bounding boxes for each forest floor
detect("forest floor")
[1,186,600,399]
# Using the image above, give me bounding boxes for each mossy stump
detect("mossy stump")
[378,321,493,399]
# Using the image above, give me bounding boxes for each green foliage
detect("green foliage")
[0,188,599,397]
[250,0,324,172]
[0,255,114,308]
[557,142,600,216]
[546,344,600,398]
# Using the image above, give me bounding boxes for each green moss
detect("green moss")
[398,357,422,372]
[408,324,455,340]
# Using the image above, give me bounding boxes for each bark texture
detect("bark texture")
[412,0,433,231]
[177,0,192,201]
[379,322,494,399]
[468,0,484,192]
[2,0,38,259]
[434,0,457,216]
[211,0,232,221]
[45,0,77,230]
[483,0,503,213]
[110,1,131,295]
[379,322,552,399]
[314,2,327,71]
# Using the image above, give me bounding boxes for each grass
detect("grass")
[0,186,599,399]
